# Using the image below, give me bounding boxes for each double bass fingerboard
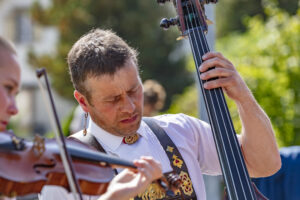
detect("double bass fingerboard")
[188,26,257,200]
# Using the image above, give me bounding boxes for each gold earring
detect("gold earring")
[83,112,88,136]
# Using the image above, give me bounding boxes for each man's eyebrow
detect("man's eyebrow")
[129,83,140,91]
[103,93,120,100]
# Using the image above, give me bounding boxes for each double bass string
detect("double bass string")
[183,2,232,192]
[190,5,247,198]
[195,3,255,199]
[194,5,255,198]
[183,4,238,199]
[185,1,255,199]
[197,27,252,199]
[211,42,255,198]
[190,3,252,199]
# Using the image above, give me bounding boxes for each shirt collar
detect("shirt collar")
[87,118,145,151]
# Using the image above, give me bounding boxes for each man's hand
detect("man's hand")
[199,52,252,103]
[98,156,162,200]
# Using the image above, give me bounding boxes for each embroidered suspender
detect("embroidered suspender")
[142,117,197,200]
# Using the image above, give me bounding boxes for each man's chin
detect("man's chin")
[118,118,141,136]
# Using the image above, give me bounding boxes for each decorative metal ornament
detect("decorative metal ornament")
[123,133,139,144]
[83,112,88,136]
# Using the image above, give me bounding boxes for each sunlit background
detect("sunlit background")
[1,0,299,199]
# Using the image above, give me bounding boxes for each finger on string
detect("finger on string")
[199,57,233,73]
[202,52,225,60]
[203,76,234,90]
[200,68,232,80]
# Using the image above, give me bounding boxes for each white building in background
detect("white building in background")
[0,0,75,136]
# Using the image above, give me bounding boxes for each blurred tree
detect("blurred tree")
[169,3,300,146]
[29,0,193,109]
[216,0,299,37]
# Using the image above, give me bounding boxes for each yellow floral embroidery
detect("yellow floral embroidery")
[179,171,193,196]
[137,183,165,200]
[166,146,174,153]
[172,155,183,168]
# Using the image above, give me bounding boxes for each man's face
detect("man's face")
[77,59,144,137]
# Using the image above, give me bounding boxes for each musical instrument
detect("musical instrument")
[0,130,181,197]
[157,0,267,199]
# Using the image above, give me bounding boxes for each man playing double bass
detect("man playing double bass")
[41,28,281,200]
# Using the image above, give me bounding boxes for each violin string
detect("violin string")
[185,1,251,199]
[36,78,82,200]
[183,4,237,199]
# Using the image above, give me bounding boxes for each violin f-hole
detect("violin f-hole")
[33,159,56,174]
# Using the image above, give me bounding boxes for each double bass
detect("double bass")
[156,0,267,199]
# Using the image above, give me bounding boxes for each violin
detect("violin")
[0,130,181,197]
[157,0,267,199]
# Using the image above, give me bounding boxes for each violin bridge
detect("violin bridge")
[33,135,45,156]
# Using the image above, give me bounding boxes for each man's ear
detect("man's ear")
[74,90,89,113]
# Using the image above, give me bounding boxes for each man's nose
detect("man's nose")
[121,95,135,113]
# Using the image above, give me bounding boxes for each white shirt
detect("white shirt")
[40,113,221,200]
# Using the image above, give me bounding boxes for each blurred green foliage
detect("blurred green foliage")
[169,2,300,146]
[30,0,193,109]
[216,0,299,37]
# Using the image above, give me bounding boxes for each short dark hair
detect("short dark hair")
[0,36,16,55]
[68,29,138,101]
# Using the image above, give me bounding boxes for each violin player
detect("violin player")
[0,36,165,200]
[41,28,281,200]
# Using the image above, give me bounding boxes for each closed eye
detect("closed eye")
[106,96,121,103]
[128,85,140,95]
[4,85,14,93]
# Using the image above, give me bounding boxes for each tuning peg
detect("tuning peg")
[157,0,171,5]
[206,19,214,25]
[176,35,186,41]
[160,17,179,30]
